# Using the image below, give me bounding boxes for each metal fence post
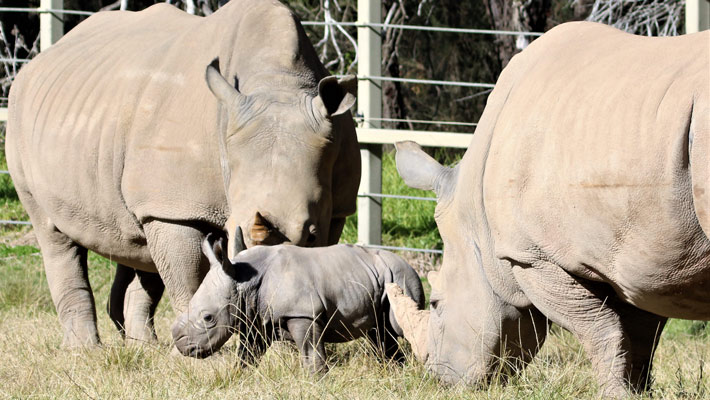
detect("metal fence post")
[356,0,382,246]
[40,0,63,52]
[686,0,710,33]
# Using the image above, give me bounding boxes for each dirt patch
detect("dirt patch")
[5,229,38,247]
[399,251,442,276]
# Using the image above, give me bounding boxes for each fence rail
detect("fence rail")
[1,1,708,256]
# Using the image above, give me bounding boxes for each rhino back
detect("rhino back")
[250,245,383,339]
[478,22,710,318]
[7,1,315,261]
[372,249,425,309]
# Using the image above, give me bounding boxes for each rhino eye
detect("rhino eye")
[203,313,215,324]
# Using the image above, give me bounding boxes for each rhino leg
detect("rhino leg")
[286,318,328,374]
[33,219,99,347]
[236,320,271,367]
[107,264,135,337]
[122,269,164,344]
[143,220,209,315]
[616,304,667,392]
[512,260,663,397]
[368,307,405,363]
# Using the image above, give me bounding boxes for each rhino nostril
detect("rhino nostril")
[306,225,317,244]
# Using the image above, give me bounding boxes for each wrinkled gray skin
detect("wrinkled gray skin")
[5,0,360,347]
[172,233,425,373]
[389,22,709,397]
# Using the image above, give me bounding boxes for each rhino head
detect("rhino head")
[205,59,359,256]
[389,141,548,385]
[172,230,252,358]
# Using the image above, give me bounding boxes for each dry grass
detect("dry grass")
[1,243,708,399]
[1,143,708,398]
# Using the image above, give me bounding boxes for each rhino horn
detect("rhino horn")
[250,212,271,244]
[229,225,246,263]
[385,283,430,362]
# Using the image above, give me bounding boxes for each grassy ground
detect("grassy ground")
[1,132,709,398]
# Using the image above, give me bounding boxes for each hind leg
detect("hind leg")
[33,219,99,347]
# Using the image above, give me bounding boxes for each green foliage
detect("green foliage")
[340,148,461,251]
[0,124,30,231]
[0,243,52,313]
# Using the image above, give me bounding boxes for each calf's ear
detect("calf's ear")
[202,233,222,270]
[395,141,453,198]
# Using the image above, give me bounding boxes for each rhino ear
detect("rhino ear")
[427,270,441,292]
[395,141,453,198]
[202,233,224,271]
[205,58,250,110]
[313,75,357,117]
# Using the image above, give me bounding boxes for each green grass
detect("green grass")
[0,142,29,226]
[1,136,709,398]
[340,149,442,251]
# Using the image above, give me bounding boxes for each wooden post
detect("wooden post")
[356,0,382,246]
[686,0,710,33]
[40,0,63,52]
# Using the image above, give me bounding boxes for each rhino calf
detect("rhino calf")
[171,232,425,373]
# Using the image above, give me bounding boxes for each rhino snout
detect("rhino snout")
[171,313,211,358]
[171,313,191,354]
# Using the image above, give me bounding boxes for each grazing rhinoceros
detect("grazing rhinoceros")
[386,22,709,397]
[172,231,425,373]
[4,0,361,347]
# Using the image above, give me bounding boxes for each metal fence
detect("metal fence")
[1,0,709,256]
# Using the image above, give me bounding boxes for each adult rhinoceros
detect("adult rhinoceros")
[5,0,360,347]
[387,22,709,397]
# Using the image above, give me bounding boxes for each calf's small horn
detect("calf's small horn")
[385,283,430,362]
[229,226,246,262]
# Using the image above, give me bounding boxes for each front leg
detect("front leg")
[617,304,667,391]
[143,220,209,316]
[236,320,270,368]
[286,318,328,374]
[513,260,665,397]
[369,307,405,363]
[123,269,165,344]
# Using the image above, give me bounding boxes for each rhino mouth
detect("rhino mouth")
[173,335,216,359]
[186,344,214,359]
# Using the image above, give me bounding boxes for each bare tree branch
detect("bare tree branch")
[571,0,684,36]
